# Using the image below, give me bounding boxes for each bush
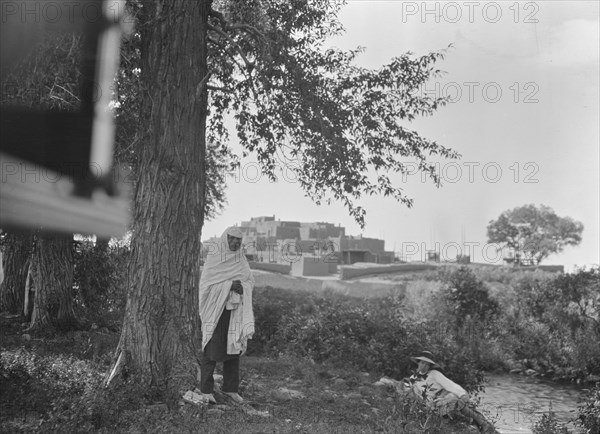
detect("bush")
[437,266,499,329]
[251,286,485,394]
[0,347,167,433]
[73,239,130,327]
[0,348,102,427]
[531,406,571,434]
[577,383,600,434]
[507,267,600,378]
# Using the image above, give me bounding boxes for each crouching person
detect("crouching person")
[406,351,498,434]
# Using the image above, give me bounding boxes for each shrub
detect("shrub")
[73,239,130,327]
[437,266,499,329]
[532,403,571,434]
[251,286,485,393]
[507,267,600,378]
[577,383,600,434]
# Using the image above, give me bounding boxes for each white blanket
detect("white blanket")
[199,227,255,354]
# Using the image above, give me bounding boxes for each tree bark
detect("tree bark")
[0,231,32,315]
[111,0,209,392]
[29,232,76,331]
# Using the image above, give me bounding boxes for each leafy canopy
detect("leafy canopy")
[487,204,584,264]
[207,0,458,227]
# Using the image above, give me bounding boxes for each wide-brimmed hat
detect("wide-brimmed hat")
[410,351,441,369]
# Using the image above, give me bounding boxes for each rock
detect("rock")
[586,374,600,383]
[242,407,271,418]
[374,377,398,387]
[509,368,522,374]
[525,369,537,376]
[373,377,405,394]
[22,334,31,341]
[182,390,211,405]
[505,359,521,370]
[271,387,305,401]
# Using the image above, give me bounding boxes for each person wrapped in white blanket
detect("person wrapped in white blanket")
[198,227,254,404]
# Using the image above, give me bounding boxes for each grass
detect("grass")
[0,313,481,434]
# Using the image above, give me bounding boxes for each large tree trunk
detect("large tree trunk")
[0,231,31,315]
[29,232,76,331]
[110,0,208,392]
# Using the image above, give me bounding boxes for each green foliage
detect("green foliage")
[0,349,102,424]
[72,239,129,327]
[531,404,571,434]
[437,266,499,329]
[251,286,484,394]
[577,383,600,434]
[1,29,82,110]
[487,204,584,265]
[208,0,458,227]
[505,267,600,377]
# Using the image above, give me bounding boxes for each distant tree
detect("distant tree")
[487,204,583,265]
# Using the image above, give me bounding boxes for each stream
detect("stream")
[480,374,588,434]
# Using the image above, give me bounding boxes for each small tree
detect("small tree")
[487,204,583,265]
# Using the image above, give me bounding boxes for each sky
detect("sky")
[202,1,600,271]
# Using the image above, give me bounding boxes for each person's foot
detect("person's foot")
[223,392,244,404]
[200,393,217,404]
[481,427,498,434]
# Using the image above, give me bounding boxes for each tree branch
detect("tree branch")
[195,71,213,98]
[208,8,266,43]
[207,84,234,93]
[207,23,254,71]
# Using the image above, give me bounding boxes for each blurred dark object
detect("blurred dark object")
[0,0,131,237]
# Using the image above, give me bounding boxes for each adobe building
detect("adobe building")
[202,215,395,268]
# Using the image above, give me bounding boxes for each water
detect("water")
[479,374,587,434]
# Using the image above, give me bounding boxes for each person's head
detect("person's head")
[411,350,440,374]
[224,227,243,252]
[227,234,242,251]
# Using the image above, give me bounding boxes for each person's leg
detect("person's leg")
[435,393,460,417]
[222,357,240,393]
[200,354,217,394]
[459,405,499,433]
